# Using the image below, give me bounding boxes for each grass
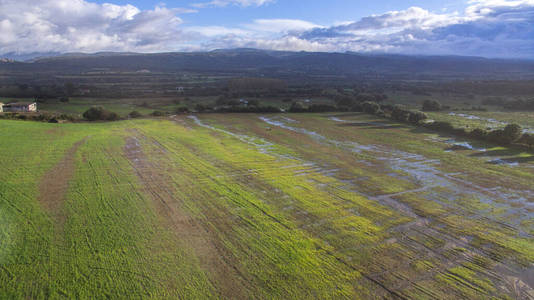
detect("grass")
[0,112,533,298]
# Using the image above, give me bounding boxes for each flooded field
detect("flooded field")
[1,113,533,299]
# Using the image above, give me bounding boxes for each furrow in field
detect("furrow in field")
[38,137,88,223]
[137,120,365,298]
[123,129,247,299]
[262,115,534,296]
[184,116,466,298]
[263,115,534,236]
[186,114,533,298]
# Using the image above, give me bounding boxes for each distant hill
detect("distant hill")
[2,49,534,80]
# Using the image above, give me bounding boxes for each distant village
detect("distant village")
[0,101,37,113]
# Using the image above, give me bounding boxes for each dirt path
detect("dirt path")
[123,130,248,299]
[38,138,87,222]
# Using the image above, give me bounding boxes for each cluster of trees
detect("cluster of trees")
[227,78,287,96]
[215,96,260,107]
[0,82,86,100]
[425,121,533,148]
[215,106,281,113]
[482,97,534,111]
[357,100,534,149]
[0,112,75,123]
[82,107,120,121]
[422,99,442,111]
[289,102,338,113]
[359,101,428,125]
[503,99,534,111]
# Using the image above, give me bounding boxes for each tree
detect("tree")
[151,110,165,116]
[175,107,190,113]
[361,101,381,114]
[426,121,454,132]
[83,106,119,121]
[408,111,428,124]
[289,102,306,113]
[469,128,488,140]
[518,133,534,149]
[128,111,142,118]
[215,95,229,106]
[194,104,212,112]
[391,105,410,122]
[247,99,260,107]
[502,124,522,144]
[422,100,442,111]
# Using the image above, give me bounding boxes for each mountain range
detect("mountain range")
[2,49,534,81]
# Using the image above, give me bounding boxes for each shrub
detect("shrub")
[426,121,454,132]
[391,105,410,122]
[486,124,522,145]
[59,97,69,103]
[518,133,534,149]
[408,111,428,124]
[361,101,380,114]
[194,104,212,112]
[83,106,119,121]
[503,124,522,143]
[422,99,442,112]
[215,106,281,113]
[175,107,190,114]
[487,129,507,144]
[128,111,142,118]
[289,102,306,113]
[247,99,260,107]
[307,104,337,113]
[151,110,165,117]
[469,128,488,140]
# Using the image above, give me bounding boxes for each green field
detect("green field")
[1,113,533,298]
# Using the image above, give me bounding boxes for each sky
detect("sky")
[1,0,533,58]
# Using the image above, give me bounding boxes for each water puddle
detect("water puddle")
[329,117,349,123]
[448,112,534,133]
[259,116,534,236]
[444,139,486,152]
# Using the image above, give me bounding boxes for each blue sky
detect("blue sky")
[1,0,533,58]
[93,0,468,26]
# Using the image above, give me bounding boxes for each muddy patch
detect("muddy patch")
[38,138,87,221]
[259,116,534,235]
[124,131,248,299]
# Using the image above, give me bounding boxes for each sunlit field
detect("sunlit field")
[1,113,533,298]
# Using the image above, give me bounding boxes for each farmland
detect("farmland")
[1,113,533,298]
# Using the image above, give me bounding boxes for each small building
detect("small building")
[3,102,37,112]
[0,103,3,113]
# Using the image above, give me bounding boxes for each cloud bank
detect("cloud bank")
[291,0,534,58]
[1,0,533,58]
[0,0,191,54]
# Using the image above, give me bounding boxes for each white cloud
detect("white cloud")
[1,0,534,58]
[246,19,322,33]
[186,26,250,37]
[192,0,274,8]
[201,35,333,52]
[294,0,534,58]
[0,0,191,54]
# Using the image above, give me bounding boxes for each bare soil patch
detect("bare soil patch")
[38,138,87,221]
[123,130,248,298]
